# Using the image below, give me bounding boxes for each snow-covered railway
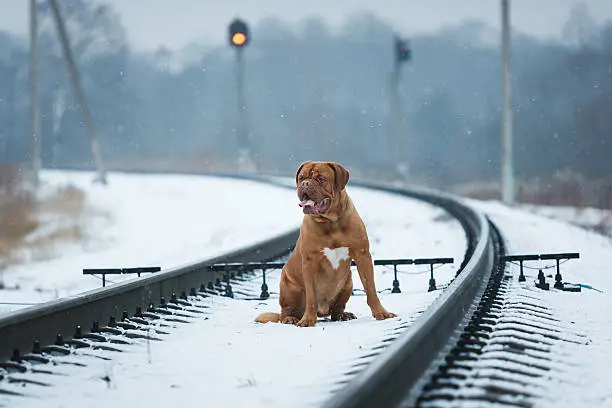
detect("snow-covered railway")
[4,174,585,408]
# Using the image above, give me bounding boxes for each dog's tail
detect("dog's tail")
[255,312,281,323]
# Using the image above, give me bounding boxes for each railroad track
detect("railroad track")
[0,174,509,406]
[320,181,496,408]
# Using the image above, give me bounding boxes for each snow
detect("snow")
[0,170,301,314]
[9,171,607,408]
[471,200,612,408]
[3,181,467,408]
[519,203,612,237]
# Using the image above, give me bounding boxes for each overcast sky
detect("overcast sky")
[1,1,612,51]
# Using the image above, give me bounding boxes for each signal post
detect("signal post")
[388,37,411,180]
[228,19,255,172]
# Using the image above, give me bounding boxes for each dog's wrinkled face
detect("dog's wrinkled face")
[296,161,349,215]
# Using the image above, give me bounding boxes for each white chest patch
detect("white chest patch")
[322,247,351,270]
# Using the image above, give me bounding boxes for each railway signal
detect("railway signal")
[229,18,249,48]
[228,19,254,171]
[388,35,412,180]
[395,37,411,64]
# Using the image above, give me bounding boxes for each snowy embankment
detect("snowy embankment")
[9,183,467,408]
[474,200,612,408]
[0,170,300,313]
[519,203,612,237]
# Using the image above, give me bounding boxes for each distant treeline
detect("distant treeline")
[0,0,610,187]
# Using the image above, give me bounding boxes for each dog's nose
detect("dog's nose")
[301,180,311,189]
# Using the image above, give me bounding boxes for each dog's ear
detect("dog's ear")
[296,161,313,185]
[327,162,350,193]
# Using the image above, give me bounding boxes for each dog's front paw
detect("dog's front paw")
[372,309,397,320]
[296,315,317,327]
[331,311,357,321]
[280,315,299,325]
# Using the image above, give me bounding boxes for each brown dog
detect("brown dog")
[255,161,396,327]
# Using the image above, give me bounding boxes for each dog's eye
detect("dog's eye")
[317,176,326,183]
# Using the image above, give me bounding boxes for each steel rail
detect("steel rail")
[0,228,298,362]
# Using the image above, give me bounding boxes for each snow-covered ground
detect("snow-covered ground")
[6,171,609,407]
[0,171,300,313]
[520,203,612,237]
[473,200,612,408]
[5,181,467,408]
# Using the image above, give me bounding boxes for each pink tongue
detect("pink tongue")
[299,199,316,208]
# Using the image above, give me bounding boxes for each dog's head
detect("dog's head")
[296,161,350,216]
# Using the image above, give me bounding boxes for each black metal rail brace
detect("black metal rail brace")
[209,257,454,299]
[501,252,579,290]
[83,267,162,287]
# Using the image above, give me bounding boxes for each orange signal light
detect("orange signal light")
[232,32,247,46]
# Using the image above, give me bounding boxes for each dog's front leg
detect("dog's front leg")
[353,249,397,320]
[297,255,318,327]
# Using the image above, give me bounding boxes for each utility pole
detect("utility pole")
[49,0,108,184]
[28,0,42,186]
[5,65,16,162]
[51,83,66,167]
[501,0,515,204]
[388,54,402,173]
[235,47,251,169]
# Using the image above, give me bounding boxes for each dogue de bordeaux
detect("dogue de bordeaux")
[255,161,396,327]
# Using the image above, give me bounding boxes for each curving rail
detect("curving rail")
[0,229,298,362]
[321,181,497,408]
